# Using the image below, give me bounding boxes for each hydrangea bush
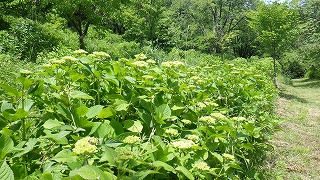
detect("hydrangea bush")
[0,51,277,179]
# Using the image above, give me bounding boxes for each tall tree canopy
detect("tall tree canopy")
[49,0,129,49]
[248,2,299,85]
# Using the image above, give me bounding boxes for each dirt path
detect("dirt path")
[264,78,320,179]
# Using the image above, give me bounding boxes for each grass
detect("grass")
[262,78,320,179]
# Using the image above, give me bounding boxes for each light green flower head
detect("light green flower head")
[181,119,192,125]
[161,61,185,68]
[73,49,88,55]
[171,139,194,149]
[187,134,199,142]
[165,128,179,137]
[90,51,111,58]
[232,116,246,121]
[192,161,210,171]
[199,116,215,124]
[146,59,156,64]
[210,112,226,120]
[20,69,32,75]
[134,53,147,60]
[131,61,148,67]
[123,135,140,144]
[61,56,78,62]
[73,137,98,155]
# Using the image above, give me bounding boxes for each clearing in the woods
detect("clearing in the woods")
[264,78,320,179]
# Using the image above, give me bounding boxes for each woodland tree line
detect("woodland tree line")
[0,0,319,78]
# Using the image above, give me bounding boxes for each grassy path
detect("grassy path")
[264,78,320,179]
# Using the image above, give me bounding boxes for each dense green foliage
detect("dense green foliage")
[0,51,277,179]
[0,0,319,179]
[1,0,319,78]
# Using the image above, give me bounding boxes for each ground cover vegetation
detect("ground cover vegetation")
[0,0,319,179]
[0,51,277,179]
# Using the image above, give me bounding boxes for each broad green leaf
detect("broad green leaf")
[115,103,130,112]
[18,99,34,112]
[212,152,223,163]
[41,172,53,180]
[0,134,13,159]
[0,84,21,97]
[0,161,14,180]
[228,163,243,171]
[95,121,115,138]
[70,91,94,100]
[140,99,152,112]
[27,81,41,95]
[171,105,185,111]
[89,122,102,135]
[86,105,103,119]
[43,119,64,129]
[124,76,135,84]
[104,74,119,87]
[124,120,143,133]
[110,119,124,135]
[70,165,112,180]
[155,104,171,124]
[52,149,78,163]
[44,130,70,145]
[76,105,89,117]
[132,170,158,180]
[152,161,175,172]
[13,138,37,158]
[12,108,29,120]
[1,101,13,113]
[97,107,115,119]
[114,99,130,112]
[176,166,194,180]
[100,147,117,166]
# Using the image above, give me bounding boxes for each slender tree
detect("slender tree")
[248,2,299,86]
[48,0,128,50]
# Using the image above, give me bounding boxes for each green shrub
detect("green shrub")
[0,51,277,179]
[0,17,61,61]
[306,65,320,79]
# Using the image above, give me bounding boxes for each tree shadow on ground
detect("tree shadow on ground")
[279,91,308,103]
[292,79,320,88]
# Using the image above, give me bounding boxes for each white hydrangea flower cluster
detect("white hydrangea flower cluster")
[134,53,147,60]
[123,135,140,144]
[146,59,156,64]
[73,137,98,155]
[181,119,191,125]
[161,61,185,68]
[50,58,65,64]
[199,116,215,124]
[187,134,199,142]
[196,102,207,109]
[115,147,135,160]
[222,153,235,161]
[20,69,32,75]
[165,128,179,136]
[171,139,194,149]
[232,117,246,121]
[43,63,52,68]
[210,112,227,120]
[142,75,154,79]
[90,51,111,58]
[61,56,78,62]
[131,61,149,67]
[192,161,211,171]
[190,76,201,81]
[72,49,88,55]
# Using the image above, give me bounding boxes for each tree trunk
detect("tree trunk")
[272,55,278,88]
[79,35,85,50]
